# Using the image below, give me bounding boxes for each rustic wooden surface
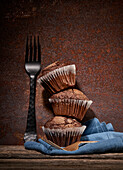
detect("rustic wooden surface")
[0,146,123,169]
[0,0,123,145]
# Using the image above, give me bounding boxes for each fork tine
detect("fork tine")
[25,36,28,63]
[38,36,41,63]
[30,36,32,62]
[34,36,36,61]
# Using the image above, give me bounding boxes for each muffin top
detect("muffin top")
[40,61,68,76]
[44,116,82,129]
[50,89,89,100]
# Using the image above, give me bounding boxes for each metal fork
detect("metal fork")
[24,36,41,142]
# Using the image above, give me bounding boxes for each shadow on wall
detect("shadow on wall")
[42,88,53,115]
[75,81,96,123]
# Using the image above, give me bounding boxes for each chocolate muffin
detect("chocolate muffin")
[49,89,93,121]
[37,61,76,93]
[41,61,66,76]
[42,116,86,146]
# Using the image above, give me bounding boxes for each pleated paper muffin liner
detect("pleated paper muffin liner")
[37,65,76,93]
[42,126,86,147]
[49,98,93,121]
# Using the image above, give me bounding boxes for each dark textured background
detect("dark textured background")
[0,0,122,145]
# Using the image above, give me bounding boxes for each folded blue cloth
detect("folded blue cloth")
[82,118,114,135]
[24,118,123,155]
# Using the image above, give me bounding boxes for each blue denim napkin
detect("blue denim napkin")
[24,118,123,155]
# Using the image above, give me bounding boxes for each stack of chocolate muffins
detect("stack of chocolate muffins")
[38,61,93,146]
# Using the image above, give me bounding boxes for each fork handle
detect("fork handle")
[25,76,37,134]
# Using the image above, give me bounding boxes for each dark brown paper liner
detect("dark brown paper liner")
[49,99,93,121]
[37,65,76,93]
[42,126,86,147]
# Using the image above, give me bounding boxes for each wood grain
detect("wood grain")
[0,146,123,169]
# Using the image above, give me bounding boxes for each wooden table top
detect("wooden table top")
[0,145,123,169]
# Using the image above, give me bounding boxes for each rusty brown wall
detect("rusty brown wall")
[0,0,122,145]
